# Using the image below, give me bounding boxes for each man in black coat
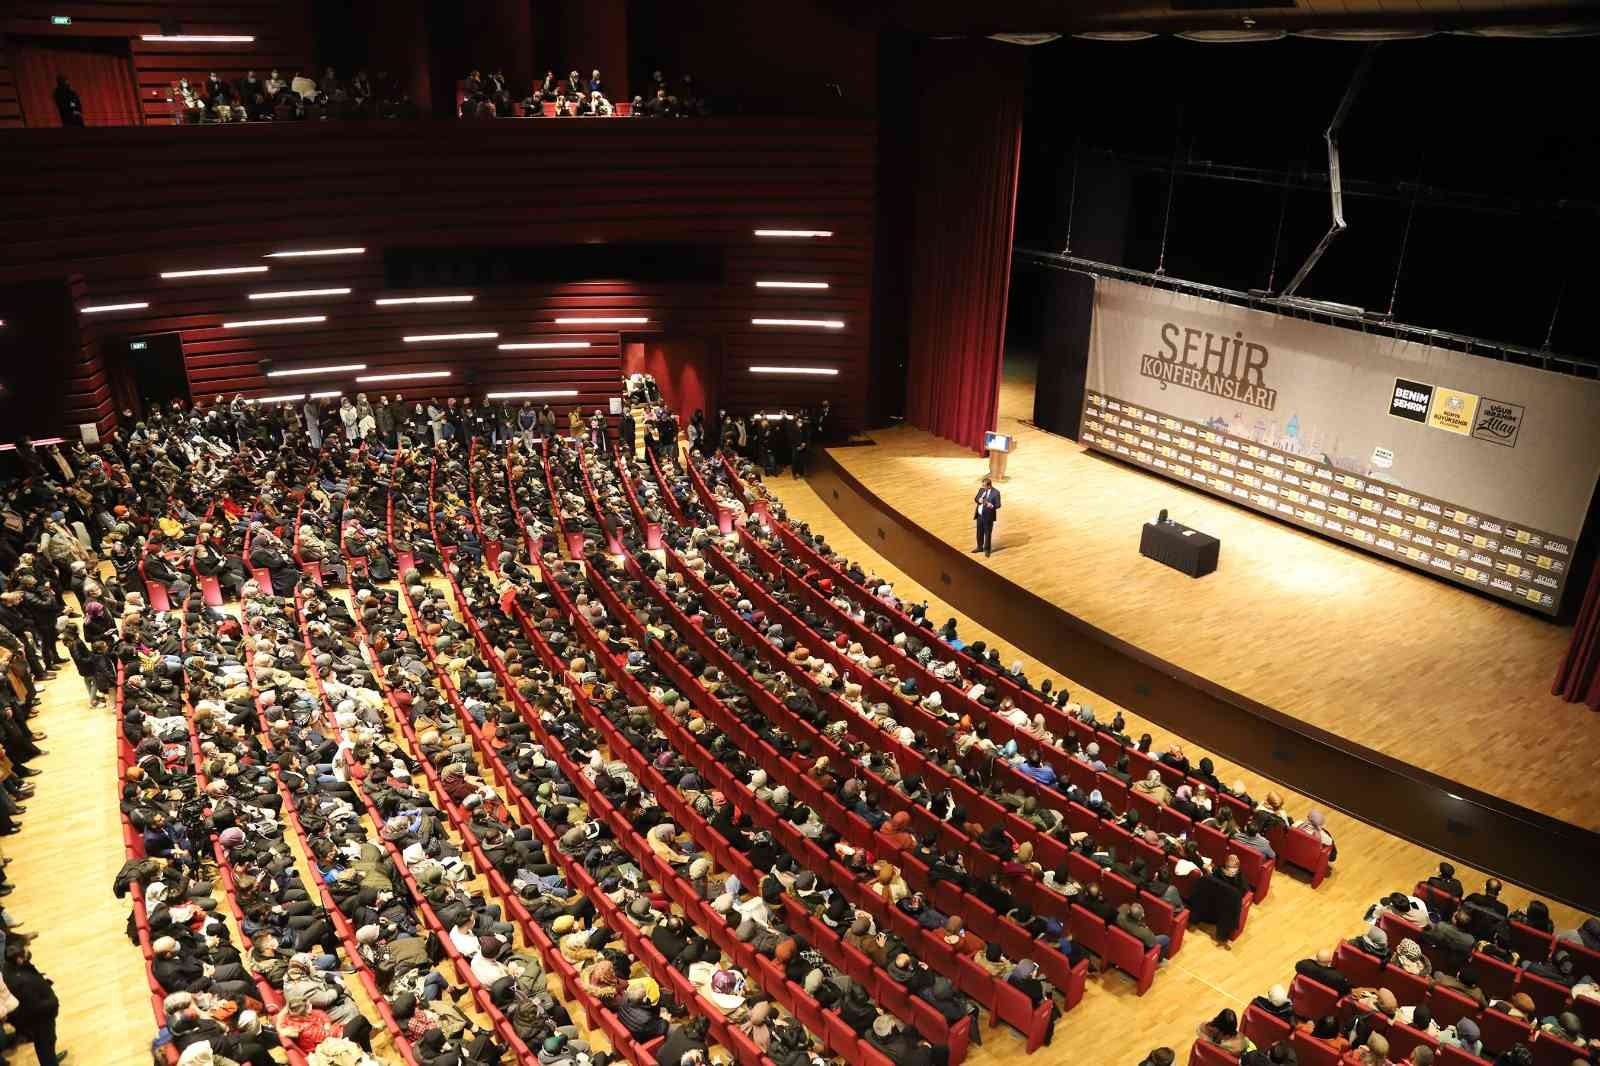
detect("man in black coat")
[3,941,63,1063]
[1294,948,1352,995]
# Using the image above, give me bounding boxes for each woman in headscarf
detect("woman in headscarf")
[647,822,691,865]
[578,957,625,1003]
[742,1000,775,1052]
[1133,769,1172,806]
[881,810,916,850]
[869,861,908,903]
[1392,937,1433,977]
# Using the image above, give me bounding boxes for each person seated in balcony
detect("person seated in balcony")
[290,70,319,101]
[205,72,230,107]
[591,91,614,116]
[642,88,676,117]
[554,90,575,117]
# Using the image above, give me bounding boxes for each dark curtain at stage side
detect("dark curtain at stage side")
[1030,269,1095,439]
[1554,559,1600,709]
[903,40,1025,453]
[12,39,139,127]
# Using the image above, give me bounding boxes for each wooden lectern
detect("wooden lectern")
[985,431,1014,482]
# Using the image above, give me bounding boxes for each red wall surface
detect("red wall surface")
[0,119,875,434]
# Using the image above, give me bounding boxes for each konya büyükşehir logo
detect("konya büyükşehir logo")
[1140,322,1278,411]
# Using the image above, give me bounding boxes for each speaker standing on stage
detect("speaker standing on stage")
[973,476,1001,556]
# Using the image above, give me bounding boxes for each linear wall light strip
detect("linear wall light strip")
[374,295,475,305]
[245,393,305,404]
[266,363,366,378]
[553,317,648,325]
[356,371,452,382]
[142,34,255,42]
[754,229,833,238]
[161,266,269,279]
[497,341,592,350]
[756,281,830,289]
[751,318,844,329]
[222,315,326,329]
[81,302,150,313]
[403,332,498,342]
[308,390,343,399]
[249,288,352,300]
[486,390,580,399]
[749,366,840,376]
[263,247,366,258]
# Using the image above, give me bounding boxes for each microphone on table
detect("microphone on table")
[1158,508,1169,524]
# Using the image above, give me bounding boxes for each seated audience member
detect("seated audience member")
[1196,1008,1250,1054]
[1426,862,1464,899]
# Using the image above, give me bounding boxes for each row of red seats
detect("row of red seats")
[709,454,1333,892]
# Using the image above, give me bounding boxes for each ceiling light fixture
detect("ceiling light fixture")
[80,302,151,313]
[403,332,498,342]
[249,288,352,301]
[262,247,366,258]
[356,371,453,382]
[497,341,593,350]
[266,363,366,378]
[754,229,833,238]
[756,281,830,289]
[222,315,326,329]
[486,390,580,399]
[374,295,475,305]
[751,318,844,329]
[160,266,269,279]
[749,366,840,376]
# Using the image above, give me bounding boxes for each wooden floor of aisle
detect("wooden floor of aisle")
[759,432,1593,1066]
[9,654,152,1066]
[815,357,1595,830]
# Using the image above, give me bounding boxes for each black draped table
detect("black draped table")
[1139,520,1219,578]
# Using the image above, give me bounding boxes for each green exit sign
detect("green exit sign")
[129,340,148,351]
[51,15,72,25]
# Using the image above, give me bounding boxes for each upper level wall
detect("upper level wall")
[0,119,875,434]
[1,1,314,126]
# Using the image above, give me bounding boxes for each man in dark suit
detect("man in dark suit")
[53,76,83,126]
[1295,948,1352,995]
[973,476,1001,556]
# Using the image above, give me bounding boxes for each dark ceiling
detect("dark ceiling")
[833,0,1600,36]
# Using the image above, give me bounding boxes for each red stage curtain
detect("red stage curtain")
[12,39,140,127]
[1553,558,1600,708]
[903,40,1026,453]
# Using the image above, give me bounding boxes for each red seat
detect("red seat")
[1102,924,1160,995]
[1242,1004,1293,1050]
[1289,1031,1344,1066]
[1473,951,1521,1001]
[1438,1045,1492,1066]
[1386,1022,1439,1065]
[1530,1031,1589,1066]
[1515,970,1571,1018]
[1426,983,1481,1030]
[1187,1040,1241,1066]
[199,574,224,607]
[1291,975,1343,1021]
[1270,823,1333,887]
[1333,942,1384,990]
[1476,1009,1533,1055]
[1506,921,1554,964]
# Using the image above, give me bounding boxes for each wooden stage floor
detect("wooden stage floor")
[816,363,1596,831]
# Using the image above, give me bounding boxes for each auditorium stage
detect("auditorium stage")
[798,366,1599,848]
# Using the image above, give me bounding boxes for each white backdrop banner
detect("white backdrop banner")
[1080,278,1600,613]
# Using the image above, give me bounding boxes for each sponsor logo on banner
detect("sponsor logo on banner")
[1370,446,1394,470]
[1389,378,1433,422]
[1140,322,1278,411]
[1427,387,1478,435]
[1471,397,1524,448]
